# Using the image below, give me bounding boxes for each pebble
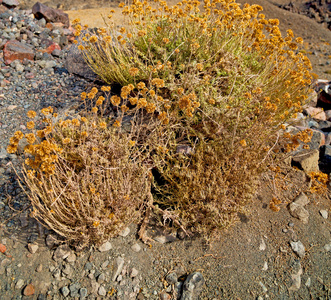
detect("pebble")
[319,210,328,219]
[27,243,38,254]
[118,227,130,237]
[112,257,124,281]
[23,284,35,296]
[166,272,178,284]
[130,267,139,278]
[98,241,112,252]
[290,241,306,258]
[324,243,331,252]
[131,243,141,252]
[98,285,106,296]
[60,286,70,297]
[15,279,24,289]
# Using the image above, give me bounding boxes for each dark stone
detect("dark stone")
[32,2,70,28]
[2,0,20,8]
[64,44,97,81]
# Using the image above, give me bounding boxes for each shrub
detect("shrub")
[8,90,153,247]
[72,0,313,239]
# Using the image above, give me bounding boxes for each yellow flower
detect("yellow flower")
[119,2,125,8]
[101,86,111,92]
[81,117,88,123]
[96,96,105,106]
[71,119,80,127]
[113,120,121,127]
[78,45,85,50]
[26,121,35,129]
[89,36,98,43]
[62,138,71,144]
[208,99,215,105]
[93,221,100,227]
[146,103,156,114]
[25,133,36,144]
[14,131,24,140]
[81,131,88,137]
[99,121,107,129]
[137,98,147,108]
[129,67,139,76]
[196,63,203,71]
[163,38,170,44]
[81,92,87,100]
[137,30,146,37]
[240,139,247,147]
[27,110,37,118]
[121,105,129,112]
[92,107,98,113]
[110,95,121,106]
[129,97,138,105]
[137,82,146,90]
[129,140,136,146]
[7,144,17,154]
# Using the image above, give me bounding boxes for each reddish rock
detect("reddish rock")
[32,2,70,28]
[325,110,331,121]
[3,40,34,65]
[304,107,326,121]
[0,243,6,254]
[2,0,20,7]
[23,284,35,296]
[45,43,61,54]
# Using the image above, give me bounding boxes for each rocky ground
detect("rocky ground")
[0,0,330,299]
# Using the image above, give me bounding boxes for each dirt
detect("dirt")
[1,0,331,299]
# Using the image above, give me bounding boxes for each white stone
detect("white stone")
[98,241,112,252]
[130,267,139,278]
[294,193,309,206]
[118,227,130,237]
[15,279,24,289]
[290,241,305,258]
[27,243,38,254]
[112,257,124,281]
[131,243,141,253]
[320,210,328,219]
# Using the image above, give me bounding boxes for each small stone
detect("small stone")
[36,264,43,272]
[130,268,139,278]
[288,202,309,224]
[320,210,328,219]
[15,279,24,289]
[23,284,35,296]
[305,277,311,287]
[97,273,106,283]
[181,272,205,300]
[160,292,171,300]
[258,281,268,293]
[66,253,76,263]
[112,257,124,281]
[53,244,71,261]
[118,227,130,237]
[290,241,306,258]
[27,243,38,254]
[131,243,141,252]
[79,288,88,298]
[45,234,59,249]
[324,244,331,252]
[292,149,319,173]
[101,260,109,269]
[304,107,326,121]
[98,285,106,296]
[259,238,266,251]
[293,193,309,206]
[98,241,112,252]
[262,261,268,271]
[289,261,303,291]
[61,286,70,297]
[166,272,178,285]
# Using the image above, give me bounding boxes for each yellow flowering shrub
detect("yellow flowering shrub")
[70,0,317,239]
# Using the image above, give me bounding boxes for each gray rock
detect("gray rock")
[166,272,178,285]
[288,202,309,223]
[289,260,303,291]
[98,285,106,297]
[15,279,24,289]
[131,243,141,253]
[290,241,306,258]
[45,234,60,249]
[27,243,38,254]
[293,193,309,206]
[61,286,70,297]
[53,244,71,261]
[320,210,328,219]
[292,149,319,173]
[65,253,76,263]
[112,257,124,281]
[79,288,88,298]
[69,282,81,298]
[119,227,130,237]
[98,241,112,252]
[62,264,73,277]
[181,272,205,300]
[324,244,331,252]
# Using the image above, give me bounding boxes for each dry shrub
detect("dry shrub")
[8,95,153,247]
[8,0,317,243]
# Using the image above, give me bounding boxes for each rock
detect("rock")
[65,253,76,263]
[36,264,43,272]
[289,260,303,291]
[166,272,178,285]
[112,257,124,281]
[292,149,319,173]
[324,244,331,252]
[290,241,306,258]
[304,107,326,121]
[69,282,81,297]
[2,0,20,7]
[130,267,139,278]
[119,227,130,237]
[160,292,171,300]
[131,243,141,253]
[45,42,61,54]
[61,286,70,297]
[23,284,35,296]
[45,234,60,249]
[27,243,38,254]
[32,2,70,28]
[98,285,106,296]
[325,110,331,121]
[181,272,205,300]
[259,238,266,251]
[53,244,71,261]
[177,145,194,155]
[98,241,112,252]
[293,193,309,206]
[79,288,88,298]
[288,202,309,223]
[62,264,73,277]
[15,279,25,289]
[3,40,34,65]
[319,210,328,219]
[64,44,97,80]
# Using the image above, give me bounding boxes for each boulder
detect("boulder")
[32,2,70,28]
[3,40,34,65]
[304,107,326,121]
